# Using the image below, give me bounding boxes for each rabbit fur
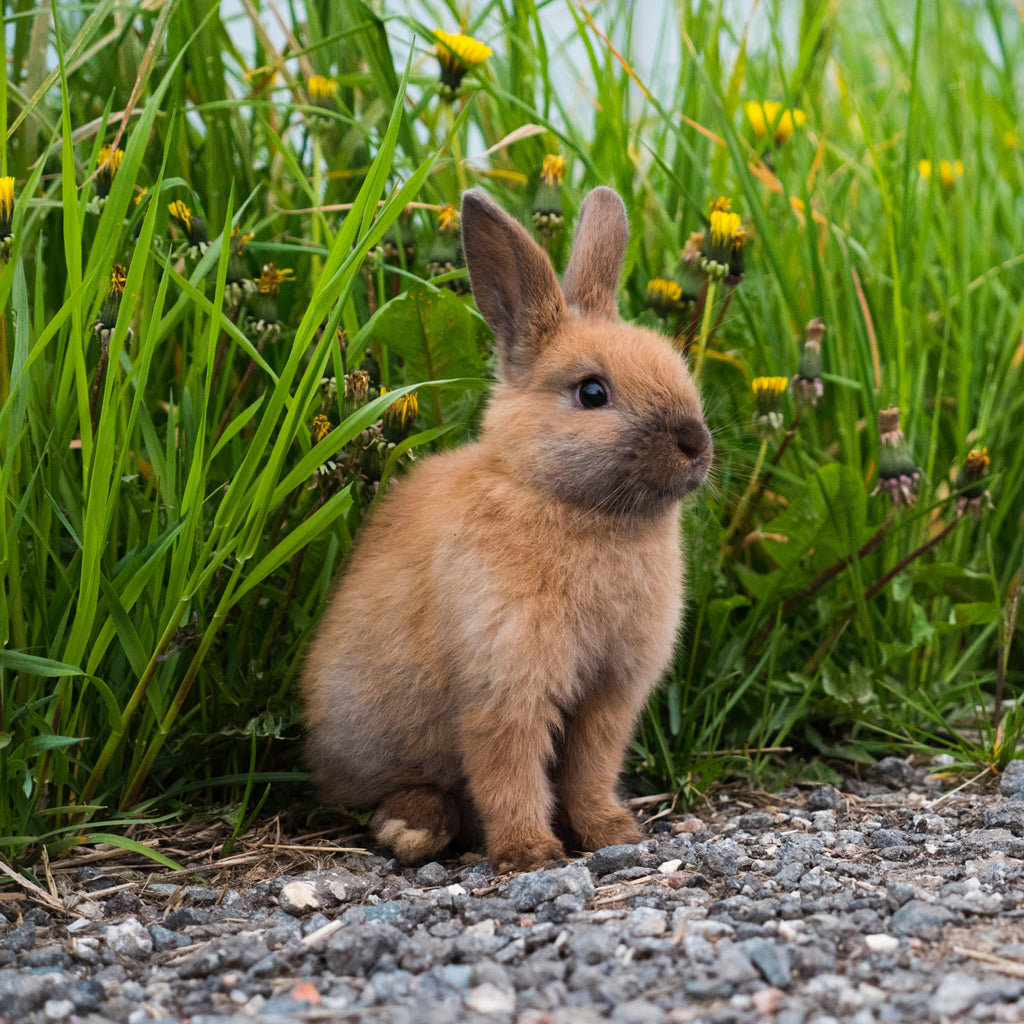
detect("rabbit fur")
[301,186,712,873]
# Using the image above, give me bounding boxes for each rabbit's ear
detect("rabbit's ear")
[562,187,629,320]
[462,188,565,380]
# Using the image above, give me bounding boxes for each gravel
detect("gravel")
[4,759,1024,1023]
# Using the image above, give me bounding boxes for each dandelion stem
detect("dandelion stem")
[448,104,467,194]
[312,134,324,282]
[718,435,769,563]
[693,278,718,378]
[0,311,8,408]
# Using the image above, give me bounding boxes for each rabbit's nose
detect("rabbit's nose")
[675,417,712,463]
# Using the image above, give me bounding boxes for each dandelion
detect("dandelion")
[306,74,338,135]
[311,414,332,445]
[955,447,994,519]
[700,197,745,283]
[435,29,492,101]
[744,101,807,146]
[168,199,211,259]
[345,369,370,404]
[225,227,256,309]
[0,176,15,262]
[917,159,963,190]
[532,154,566,232]
[645,278,684,318]
[383,390,419,443]
[426,203,466,292]
[90,264,130,428]
[751,376,788,435]
[92,264,129,341]
[96,145,123,198]
[243,263,294,341]
[792,317,825,407]
[872,406,921,507]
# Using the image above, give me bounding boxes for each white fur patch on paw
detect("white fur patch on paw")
[374,817,452,863]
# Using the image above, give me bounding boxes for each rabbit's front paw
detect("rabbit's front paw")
[571,804,642,852]
[490,833,566,874]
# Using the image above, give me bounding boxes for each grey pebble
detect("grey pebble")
[502,861,595,911]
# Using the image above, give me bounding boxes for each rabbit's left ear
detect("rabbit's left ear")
[461,188,566,381]
[561,187,629,320]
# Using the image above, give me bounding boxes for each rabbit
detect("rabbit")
[300,186,712,873]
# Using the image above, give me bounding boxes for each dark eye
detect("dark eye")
[576,377,609,409]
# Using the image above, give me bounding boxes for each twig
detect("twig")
[953,947,1024,979]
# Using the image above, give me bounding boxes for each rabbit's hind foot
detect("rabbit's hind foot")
[370,786,461,864]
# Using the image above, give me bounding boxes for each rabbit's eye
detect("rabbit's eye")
[576,377,609,409]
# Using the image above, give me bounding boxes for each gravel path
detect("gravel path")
[4,758,1024,1023]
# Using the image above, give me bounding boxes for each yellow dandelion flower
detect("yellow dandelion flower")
[254,263,295,295]
[307,74,338,107]
[383,391,419,443]
[311,414,332,445]
[437,203,459,232]
[0,176,15,240]
[918,159,963,190]
[745,101,807,145]
[751,376,788,435]
[540,154,566,185]
[700,198,745,281]
[435,29,492,100]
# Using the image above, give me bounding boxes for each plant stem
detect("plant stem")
[803,513,963,676]
[692,278,718,378]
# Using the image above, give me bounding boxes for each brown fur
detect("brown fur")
[300,187,712,873]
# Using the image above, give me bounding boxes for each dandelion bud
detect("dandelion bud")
[435,29,492,103]
[426,204,466,292]
[383,391,419,443]
[872,406,921,507]
[792,317,825,407]
[645,278,684,318]
[699,197,745,283]
[751,376,788,435]
[168,200,211,259]
[532,155,566,232]
[243,263,294,342]
[345,370,370,404]
[955,447,994,519]
[225,227,256,308]
[92,264,129,342]
[0,176,15,262]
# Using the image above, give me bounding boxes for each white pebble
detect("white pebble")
[864,933,900,953]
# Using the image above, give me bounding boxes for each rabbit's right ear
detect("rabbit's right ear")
[461,188,566,381]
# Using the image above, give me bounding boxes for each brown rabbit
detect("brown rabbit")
[301,186,711,873]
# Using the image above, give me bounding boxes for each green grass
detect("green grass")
[1,0,1021,866]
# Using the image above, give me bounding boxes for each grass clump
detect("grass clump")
[1,0,1021,865]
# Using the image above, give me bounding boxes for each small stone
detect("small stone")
[889,899,955,940]
[628,907,668,937]
[415,862,449,887]
[1000,759,1024,798]
[743,938,792,987]
[751,987,783,1014]
[659,859,683,874]
[701,839,745,877]
[588,845,642,876]
[805,786,841,811]
[864,934,900,953]
[984,803,1024,833]
[104,917,153,958]
[503,861,595,911]
[44,999,75,1020]
[866,756,921,789]
[464,982,515,1014]
[674,818,706,834]
[932,971,986,1016]
[279,880,320,915]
